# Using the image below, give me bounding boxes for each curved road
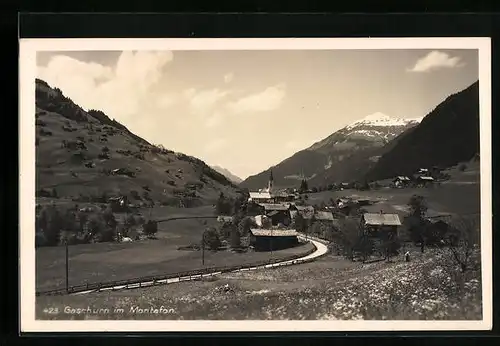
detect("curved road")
[72,235,328,295]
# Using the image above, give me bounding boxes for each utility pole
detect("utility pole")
[202,232,205,266]
[65,240,69,293]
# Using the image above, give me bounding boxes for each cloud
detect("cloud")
[226,83,286,114]
[37,51,174,120]
[224,73,234,84]
[184,88,229,116]
[407,51,464,72]
[204,110,226,128]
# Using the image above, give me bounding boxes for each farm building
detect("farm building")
[314,211,335,222]
[217,215,233,223]
[249,191,274,203]
[416,176,435,187]
[254,214,271,227]
[258,203,292,226]
[249,229,299,251]
[290,205,315,220]
[393,176,411,188]
[362,212,401,237]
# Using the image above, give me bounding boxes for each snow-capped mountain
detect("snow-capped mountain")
[309,113,422,153]
[240,113,422,189]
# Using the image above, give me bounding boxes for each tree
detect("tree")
[204,227,221,251]
[44,205,64,246]
[379,228,401,262]
[230,225,241,249]
[407,195,428,253]
[238,216,257,236]
[299,179,308,193]
[445,216,480,273]
[215,192,232,215]
[292,212,307,233]
[357,235,375,262]
[338,218,363,261]
[143,220,158,238]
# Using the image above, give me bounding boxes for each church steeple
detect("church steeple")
[268,170,274,192]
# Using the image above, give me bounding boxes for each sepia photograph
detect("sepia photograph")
[19,38,491,332]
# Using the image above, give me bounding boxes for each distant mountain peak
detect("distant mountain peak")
[211,165,243,184]
[346,112,423,129]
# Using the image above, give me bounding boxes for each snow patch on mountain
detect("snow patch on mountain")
[346,112,423,129]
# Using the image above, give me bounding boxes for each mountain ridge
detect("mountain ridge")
[365,81,480,181]
[35,78,239,207]
[240,113,421,190]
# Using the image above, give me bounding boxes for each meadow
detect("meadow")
[36,213,315,292]
[36,246,481,320]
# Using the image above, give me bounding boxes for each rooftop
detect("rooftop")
[249,192,272,199]
[363,213,402,226]
[315,211,334,221]
[250,229,299,237]
[258,203,291,211]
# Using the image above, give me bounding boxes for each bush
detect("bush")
[130,190,141,200]
[204,227,221,251]
[143,220,158,238]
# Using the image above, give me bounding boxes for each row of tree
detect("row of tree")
[35,204,158,247]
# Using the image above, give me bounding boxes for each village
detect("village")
[214,165,453,261]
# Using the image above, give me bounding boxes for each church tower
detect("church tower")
[268,170,274,192]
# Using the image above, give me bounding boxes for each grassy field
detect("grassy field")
[36,246,481,320]
[308,162,480,218]
[36,214,315,292]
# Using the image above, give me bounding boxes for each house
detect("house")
[339,182,350,190]
[217,215,233,223]
[246,201,266,216]
[362,212,401,237]
[393,176,411,188]
[258,203,292,226]
[290,205,315,220]
[314,211,335,222]
[249,229,299,251]
[249,191,274,204]
[416,176,434,187]
[108,196,128,211]
[254,214,271,227]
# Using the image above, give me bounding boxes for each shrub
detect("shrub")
[203,227,221,251]
[130,190,141,200]
[143,220,158,238]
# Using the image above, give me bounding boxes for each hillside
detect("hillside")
[240,113,421,190]
[211,166,243,184]
[35,79,239,207]
[365,81,480,181]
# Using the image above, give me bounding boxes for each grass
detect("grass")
[36,216,315,292]
[36,247,481,320]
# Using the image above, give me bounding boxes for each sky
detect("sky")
[36,49,479,180]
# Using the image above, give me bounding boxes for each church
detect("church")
[248,170,295,204]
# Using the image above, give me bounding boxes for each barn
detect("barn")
[249,229,299,251]
[258,203,292,226]
[393,176,411,188]
[416,176,435,187]
[362,212,402,237]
